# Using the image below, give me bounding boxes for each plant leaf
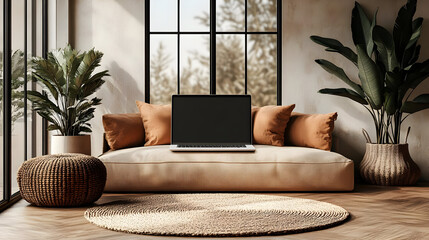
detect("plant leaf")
[384,91,398,115]
[310,36,358,65]
[372,25,399,72]
[357,45,383,109]
[318,88,368,105]
[393,0,416,66]
[407,17,423,49]
[352,2,376,55]
[315,59,364,96]
[402,94,429,113]
[385,71,402,90]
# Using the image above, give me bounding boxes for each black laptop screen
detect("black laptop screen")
[172,95,251,144]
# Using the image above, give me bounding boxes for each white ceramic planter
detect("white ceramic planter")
[50,135,91,155]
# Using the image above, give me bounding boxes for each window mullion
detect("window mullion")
[277,0,282,105]
[210,0,216,94]
[244,0,248,95]
[177,0,180,95]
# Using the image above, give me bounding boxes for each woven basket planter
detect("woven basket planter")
[360,143,420,186]
[17,154,106,207]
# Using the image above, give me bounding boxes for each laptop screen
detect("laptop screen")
[172,95,252,145]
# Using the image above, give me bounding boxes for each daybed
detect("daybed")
[100,144,354,192]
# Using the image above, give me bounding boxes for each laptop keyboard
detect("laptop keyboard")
[177,144,247,148]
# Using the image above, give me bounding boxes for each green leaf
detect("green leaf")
[318,88,368,105]
[79,126,92,133]
[400,59,429,97]
[352,2,376,56]
[76,49,104,87]
[407,17,423,49]
[357,45,383,109]
[402,94,429,113]
[33,73,59,100]
[372,25,398,71]
[315,59,364,96]
[27,90,62,114]
[393,0,416,66]
[384,91,398,115]
[385,71,402,90]
[310,36,358,65]
[405,44,421,67]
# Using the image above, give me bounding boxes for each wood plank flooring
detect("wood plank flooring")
[0,184,428,240]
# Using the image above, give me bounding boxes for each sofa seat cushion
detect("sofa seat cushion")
[100,145,354,192]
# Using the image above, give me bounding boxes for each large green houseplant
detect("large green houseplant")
[311,0,427,185]
[28,44,109,155]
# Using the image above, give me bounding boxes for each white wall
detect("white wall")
[71,0,429,181]
[70,0,145,157]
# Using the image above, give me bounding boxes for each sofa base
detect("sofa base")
[99,145,354,192]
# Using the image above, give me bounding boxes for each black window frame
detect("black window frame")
[144,0,282,105]
[0,0,44,213]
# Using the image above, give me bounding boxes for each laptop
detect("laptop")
[170,95,255,152]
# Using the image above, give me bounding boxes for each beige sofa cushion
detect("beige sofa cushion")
[100,145,354,192]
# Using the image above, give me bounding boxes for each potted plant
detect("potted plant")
[28,44,109,155]
[311,0,429,185]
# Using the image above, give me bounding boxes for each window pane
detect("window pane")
[0,0,3,201]
[11,0,26,194]
[216,0,244,32]
[150,0,177,31]
[216,34,245,94]
[27,0,33,160]
[247,34,277,106]
[180,0,209,32]
[180,35,210,94]
[247,0,277,32]
[150,35,177,104]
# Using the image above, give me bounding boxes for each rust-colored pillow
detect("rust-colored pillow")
[284,112,338,151]
[252,104,296,146]
[102,113,145,150]
[136,101,171,146]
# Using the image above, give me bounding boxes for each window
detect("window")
[1,0,39,212]
[145,0,281,106]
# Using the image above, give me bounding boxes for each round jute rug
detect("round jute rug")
[84,194,349,237]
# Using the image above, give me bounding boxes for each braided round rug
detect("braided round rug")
[84,194,349,237]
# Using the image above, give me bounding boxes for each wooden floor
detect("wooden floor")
[0,184,428,240]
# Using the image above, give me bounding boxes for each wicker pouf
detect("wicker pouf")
[17,154,106,207]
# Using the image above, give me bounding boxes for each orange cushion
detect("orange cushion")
[102,113,145,150]
[136,101,171,146]
[284,112,338,151]
[252,104,296,146]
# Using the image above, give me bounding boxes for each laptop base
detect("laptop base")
[169,144,256,152]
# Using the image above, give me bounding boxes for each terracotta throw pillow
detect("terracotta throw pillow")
[252,104,296,146]
[102,113,145,150]
[284,112,338,151]
[136,101,172,146]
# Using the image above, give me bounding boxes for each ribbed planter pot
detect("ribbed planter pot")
[50,135,91,155]
[360,143,420,186]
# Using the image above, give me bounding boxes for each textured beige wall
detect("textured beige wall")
[71,0,429,181]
